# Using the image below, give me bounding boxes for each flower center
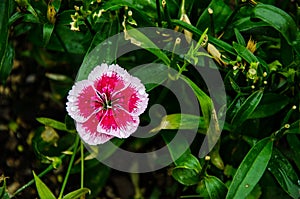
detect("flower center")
[95,91,113,110]
[103,99,112,109]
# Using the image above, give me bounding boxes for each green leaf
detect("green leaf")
[249,93,289,119]
[51,0,61,11]
[63,188,90,199]
[36,117,67,131]
[226,137,273,199]
[231,90,263,129]
[209,140,224,170]
[43,23,55,46]
[252,4,298,46]
[229,17,269,32]
[204,175,227,199]
[181,75,212,126]
[287,134,300,170]
[0,42,14,85]
[172,154,201,186]
[172,167,200,186]
[9,12,24,25]
[234,28,246,46]
[268,148,300,198]
[33,171,56,199]
[181,75,223,158]
[150,114,206,133]
[0,0,14,84]
[47,24,88,54]
[130,63,169,92]
[76,30,121,81]
[233,42,259,64]
[228,76,241,94]
[162,132,192,166]
[176,153,201,171]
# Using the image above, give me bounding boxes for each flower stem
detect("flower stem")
[156,0,162,27]
[58,135,80,199]
[199,156,210,178]
[80,141,84,188]
[11,164,54,197]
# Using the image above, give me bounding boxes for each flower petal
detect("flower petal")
[66,80,97,123]
[77,114,113,145]
[97,108,139,138]
[89,64,131,95]
[88,63,109,82]
[112,76,148,116]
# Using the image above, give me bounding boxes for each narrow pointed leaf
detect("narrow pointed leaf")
[131,63,169,92]
[33,171,56,199]
[226,137,273,199]
[253,4,298,46]
[36,117,67,131]
[43,23,55,46]
[234,28,246,46]
[63,188,91,199]
[181,75,213,126]
[233,42,259,64]
[150,114,206,133]
[231,90,263,129]
[287,134,300,170]
[249,93,289,119]
[0,0,14,84]
[268,148,300,198]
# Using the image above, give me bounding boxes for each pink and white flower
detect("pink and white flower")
[66,63,148,145]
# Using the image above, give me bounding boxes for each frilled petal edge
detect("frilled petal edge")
[66,80,95,123]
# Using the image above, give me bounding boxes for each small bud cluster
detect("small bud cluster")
[70,0,103,31]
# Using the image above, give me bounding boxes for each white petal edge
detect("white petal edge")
[66,80,94,123]
[76,122,113,145]
[128,76,149,116]
[87,63,109,82]
[97,116,140,138]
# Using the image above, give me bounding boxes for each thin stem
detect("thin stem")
[180,0,186,15]
[208,8,215,36]
[58,135,80,199]
[199,156,210,178]
[156,0,162,27]
[176,61,189,79]
[84,18,96,35]
[221,2,247,33]
[162,0,173,28]
[54,29,69,54]
[80,141,84,188]
[11,164,54,197]
[11,137,77,197]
